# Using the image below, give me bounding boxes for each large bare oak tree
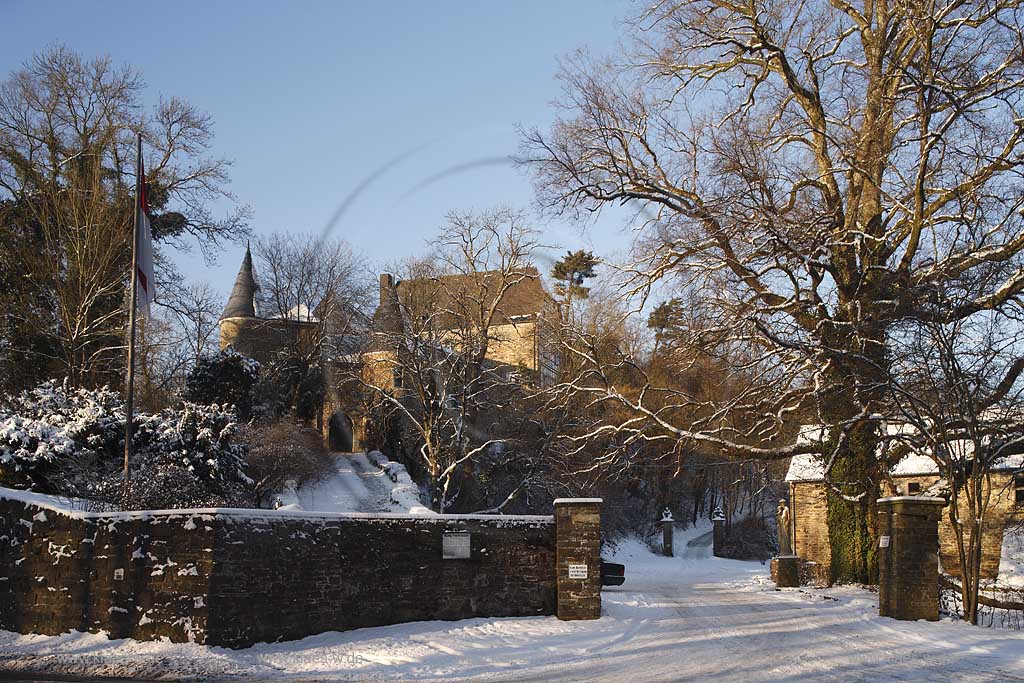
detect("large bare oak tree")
[524,1,1024,583]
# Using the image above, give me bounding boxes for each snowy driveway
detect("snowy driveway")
[2,544,1023,682]
[291,453,393,513]
[277,452,428,515]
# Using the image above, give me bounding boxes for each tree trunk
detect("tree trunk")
[953,472,989,625]
[819,332,884,585]
[824,436,879,585]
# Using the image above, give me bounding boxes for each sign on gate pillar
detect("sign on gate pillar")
[554,498,602,620]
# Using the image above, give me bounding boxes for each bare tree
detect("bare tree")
[3,157,129,388]
[251,232,371,418]
[523,1,1024,584]
[118,281,223,409]
[161,281,221,367]
[0,46,249,389]
[253,234,366,323]
[539,275,789,541]
[356,208,549,512]
[132,313,187,412]
[886,286,1024,623]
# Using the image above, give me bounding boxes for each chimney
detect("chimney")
[379,273,395,306]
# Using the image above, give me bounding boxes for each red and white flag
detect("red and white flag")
[134,150,156,317]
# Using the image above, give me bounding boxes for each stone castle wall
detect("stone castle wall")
[0,490,562,648]
[486,321,539,372]
[218,316,317,367]
[790,482,833,583]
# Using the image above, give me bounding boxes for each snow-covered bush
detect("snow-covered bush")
[134,402,249,493]
[0,380,252,508]
[184,346,260,419]
[0,381,123,492]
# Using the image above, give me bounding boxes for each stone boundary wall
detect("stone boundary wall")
[0,488,558,648]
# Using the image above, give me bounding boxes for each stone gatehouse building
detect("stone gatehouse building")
[785,448,1023,582]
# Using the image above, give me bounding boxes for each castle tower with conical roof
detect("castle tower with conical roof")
[218,245,265,359]
[218,244,320,365]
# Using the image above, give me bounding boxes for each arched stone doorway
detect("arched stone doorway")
[328,412,354,452]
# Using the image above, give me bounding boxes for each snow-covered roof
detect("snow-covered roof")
[784,454,825,482]
[785,424,1023,482]
[271,303,318,323]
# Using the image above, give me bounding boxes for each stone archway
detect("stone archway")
[328,412,354,452]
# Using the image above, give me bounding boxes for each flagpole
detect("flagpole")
[123,132,142,499]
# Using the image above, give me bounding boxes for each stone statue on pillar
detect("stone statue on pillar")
[776,499,792,556]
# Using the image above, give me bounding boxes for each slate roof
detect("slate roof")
[221,246,257,320]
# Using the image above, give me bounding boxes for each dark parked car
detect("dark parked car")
[601,560,625,586]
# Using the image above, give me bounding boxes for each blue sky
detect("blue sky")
[4,1,634,300]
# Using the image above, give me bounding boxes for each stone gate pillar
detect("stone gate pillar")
[877,496,946,621]
[712,506,726,557]
[554,498,602,620]
[660,508,674,557]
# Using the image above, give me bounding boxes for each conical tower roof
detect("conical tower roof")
[221,245,257,320]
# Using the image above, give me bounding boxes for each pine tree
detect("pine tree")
[550,250,598,300]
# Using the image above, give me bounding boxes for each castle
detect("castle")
[219,247,559,453]
[218,246,320,364]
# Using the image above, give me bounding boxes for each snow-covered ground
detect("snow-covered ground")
[3,536,1023,682]
[274,451,432,515]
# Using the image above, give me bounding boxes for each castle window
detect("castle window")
[1015,474,1023,506]
[907,482,921,494]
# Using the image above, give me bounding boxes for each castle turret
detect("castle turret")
[362,273,404,390]
[219,246,261,356]
[221,245,257,320]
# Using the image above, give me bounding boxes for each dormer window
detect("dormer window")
[907,482,921,494]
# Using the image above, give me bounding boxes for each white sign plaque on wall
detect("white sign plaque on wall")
[442,531,472,559]
[568,563,588,579]
[879,535,891,548]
